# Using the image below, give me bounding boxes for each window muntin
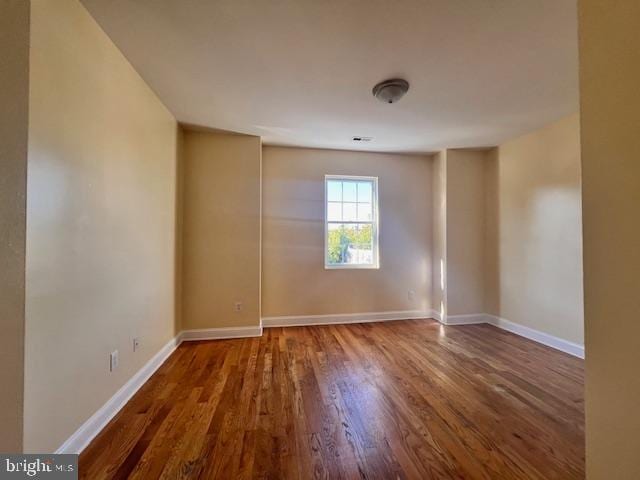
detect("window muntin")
[325,176,379,269]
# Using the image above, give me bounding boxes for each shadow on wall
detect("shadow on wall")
[484,149,501,316]
[174,127,184,336]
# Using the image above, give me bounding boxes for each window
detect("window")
[325,175,379,268]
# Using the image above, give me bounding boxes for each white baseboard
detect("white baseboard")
[180,325,263,341]
[484,314,584,359]
[262,310,434,328]
[436,312,583,358]
[444,313,486,325]
[55,336,181,454]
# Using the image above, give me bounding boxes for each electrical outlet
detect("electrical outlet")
[133,337,140,352]
[110,350,119,372]
[234,302,243,312]
[408,290,415,301]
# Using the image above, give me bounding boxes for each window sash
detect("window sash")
[324,175,379,269]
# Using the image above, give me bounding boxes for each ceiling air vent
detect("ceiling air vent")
[352,136,373,142]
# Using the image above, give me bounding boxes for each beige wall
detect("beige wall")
[181,130,261,330]
[262,146,433,317]
[483,149,500,320]
[0,0,30,453]
[174,126,185,334]
[446,150,486,316]
[579,1,640,477]
[484,114,584,344]
[24,0,178,452]
[431,151,447,319]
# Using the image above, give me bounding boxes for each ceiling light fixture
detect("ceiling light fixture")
[372,78,410,104]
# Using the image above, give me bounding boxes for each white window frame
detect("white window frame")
[324,175,380,269]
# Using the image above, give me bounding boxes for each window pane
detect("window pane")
[327,202,342,221]
[343,181,357,202]
[327,224,374,265]
[327,223,354,264]
[357,181,372,202]
[327,180,342,202]
[354,243,373,264]
[356,223,373,247]
[343,202,357,221]
[345,243,359,264]
[327,223,374,265]
[357,202,372,221]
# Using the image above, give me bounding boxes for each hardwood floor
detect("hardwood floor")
[79,319,584,479]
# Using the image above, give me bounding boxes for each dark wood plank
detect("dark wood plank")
[80,319,585,479]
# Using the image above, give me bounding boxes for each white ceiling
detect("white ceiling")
[81,0,578,153]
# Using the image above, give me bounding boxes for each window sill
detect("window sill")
[324,264,380,270]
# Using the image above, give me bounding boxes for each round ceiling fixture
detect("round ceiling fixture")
[372,78,410,104]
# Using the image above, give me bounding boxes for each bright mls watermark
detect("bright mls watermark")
[0,455,77,479]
